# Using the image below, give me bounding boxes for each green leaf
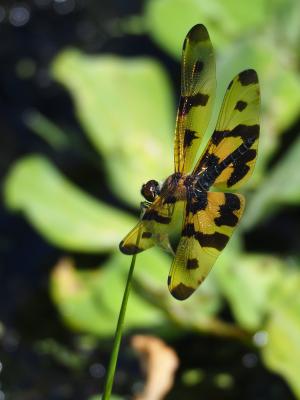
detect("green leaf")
[23,110,70,150]
[242,132,300,230]
[52,51,174,206]
[91,395,124,400]
[263,272,300,398]
[51,245,223,338]
[145,0,267,59]
[4,155,134,252]
[215,252,283,330]
[51,252,169,337]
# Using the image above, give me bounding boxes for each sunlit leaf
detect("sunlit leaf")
[242,132,300,230]
[145,0,267,58]
[4,155,134,252]
[215,252,283,330]
[263,272,300,398]
[50,254,169,337]
[52,50,174,206]
[51,246,222,338]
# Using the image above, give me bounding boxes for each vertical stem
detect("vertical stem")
[102,253,138,399]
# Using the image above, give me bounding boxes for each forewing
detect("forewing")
[119,196,175,255]
[168,192,245,300]
[193,69,260,190]
[174,24,216,174]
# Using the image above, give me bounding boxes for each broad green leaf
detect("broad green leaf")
[263,273,300,398]
[52,51,173,206]
[215,253,283,330]
[145,0,267,58]
[242,132,300,230]
[51,247,222,338]
[50,253,169,337]
[4,155,134,252]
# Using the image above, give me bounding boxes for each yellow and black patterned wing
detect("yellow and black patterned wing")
[168,192,245,300]
[119,196,175,255]
[193,69,260,190]
[174,24,216,174]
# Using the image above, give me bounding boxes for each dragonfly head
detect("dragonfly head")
[141,180,160,202]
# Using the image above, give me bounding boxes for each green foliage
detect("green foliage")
[51,250,223,338]
[4,1,300,397]
[91,395,124,400]
[52,51,173,206]
[263,273,300,397]
[243,132,300,229]
[51,253,168,336]
[4,155,134,252]
[215,251,283,330]
[144,0,266,58]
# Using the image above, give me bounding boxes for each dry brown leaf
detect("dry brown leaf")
[131,335,179,400]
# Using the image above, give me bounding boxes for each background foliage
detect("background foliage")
[2,0,300,399]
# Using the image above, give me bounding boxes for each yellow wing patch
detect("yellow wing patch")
[174,24,216,174]
[193,69,260,190]
[168,192,245,300]
[119,196,175,255]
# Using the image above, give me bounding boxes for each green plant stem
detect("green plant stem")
[102,251,139,400]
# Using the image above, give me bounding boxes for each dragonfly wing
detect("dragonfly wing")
[168,191,245,300]
[193,69,260,190]
[119,196,175,255]
[174,24,216,174]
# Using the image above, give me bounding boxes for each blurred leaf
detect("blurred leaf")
[4,155,134,252]
[51,245,225,338]
[52,51,174,206]
[215,253,283,330]
[23,110,70,150]
[131,335,178,400]
[51,254,169,337]
[269,0,300,51]
[91,395,124,400]
[263,272,300,398]
[36,338,84,370]
[242,132,300,230]
[145,0,267,58]
[218,37,300,132]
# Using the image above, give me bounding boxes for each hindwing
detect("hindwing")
[168,192,245,300]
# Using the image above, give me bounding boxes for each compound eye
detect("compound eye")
[141,180,159,202]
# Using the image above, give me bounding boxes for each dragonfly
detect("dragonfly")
[119,24,260,300]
